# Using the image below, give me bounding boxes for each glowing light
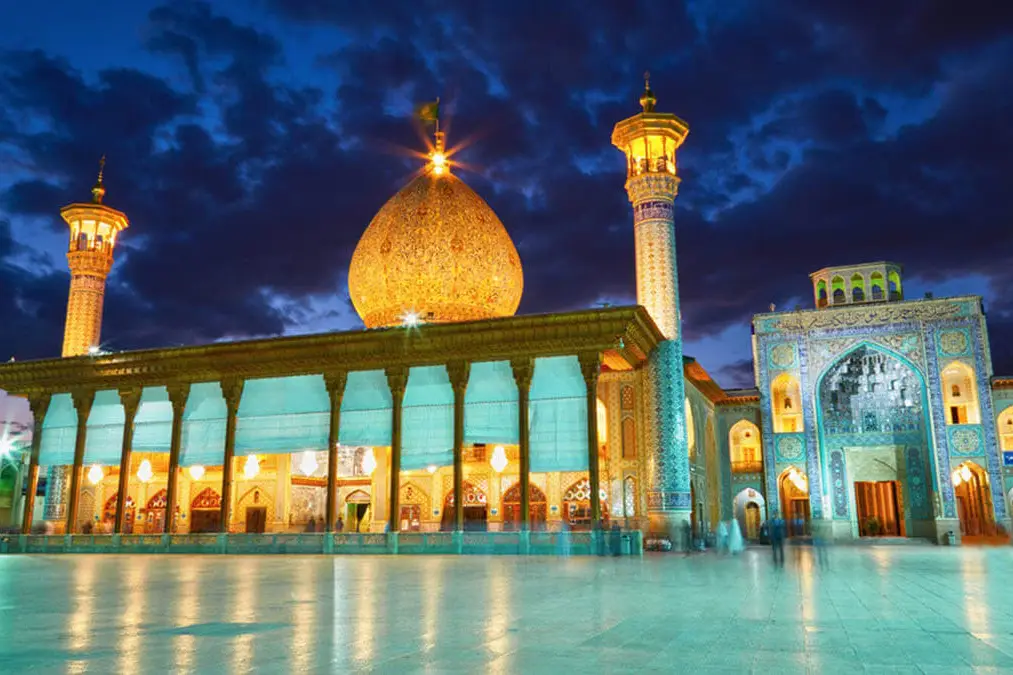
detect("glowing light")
[0,433,13,457]
[87,464,104,485]
[961,465,972,482]
[426,464,437,474]
[953,470,962,487]
[87,345,100,355]
[401,311,422,328]
[299,451,319,477]
[490,445,508,473]
[188,465,206,481]
[362,448,377,476]
[243,454,261,480]
[137,459,154,483]
[430,152,447,175]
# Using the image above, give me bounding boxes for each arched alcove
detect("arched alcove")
[729,420,761,473]
[941,361,981,425]
[770,373,803,433]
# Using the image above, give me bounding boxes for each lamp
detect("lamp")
[87,464,104,485]
[490,445,508,473]
[960,465,972,482]
[243,454,260,480]
[137,459,154,483]
[298,451,318,477]
[426,464,437,474]
[188,465,206,481]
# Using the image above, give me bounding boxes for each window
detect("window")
[831,276,846,304]
[771,373,803,432]
[729,420,762,473]
[941,362,980,425]
[851,273,865,302]
[998,407,1013,451]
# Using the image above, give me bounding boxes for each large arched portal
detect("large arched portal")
[818,345,933,539]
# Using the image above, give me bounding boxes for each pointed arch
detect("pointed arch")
[941,361,981,425]
[998,406,1013,451]
[870,272,885,300]
[851,273,865,302]
[770,373,803,432]
[729,419,762,473]
[831,276,846,304]
[685,398,696,461]
[953,461,995,537]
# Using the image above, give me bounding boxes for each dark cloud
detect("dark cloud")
[1,0,1012,380]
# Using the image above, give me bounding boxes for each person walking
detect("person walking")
[716,520,729,554]
[813,519,830,570]
[770,511,787,567]
[728,519,745,555]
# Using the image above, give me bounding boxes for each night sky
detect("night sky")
[2,1,1012,390]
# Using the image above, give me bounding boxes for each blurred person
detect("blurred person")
[728,519,745,555]
[769,511,786,567]
[813,519,831,570]
[716,520,729,554]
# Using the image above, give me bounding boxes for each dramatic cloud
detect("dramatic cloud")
[0,0,1011,389]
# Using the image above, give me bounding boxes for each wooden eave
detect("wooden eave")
[0,306,664,396]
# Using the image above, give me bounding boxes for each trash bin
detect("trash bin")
[620,534,631,556]
[945,530,956,546]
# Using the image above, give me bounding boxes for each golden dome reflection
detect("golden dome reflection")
[348,150,524,329]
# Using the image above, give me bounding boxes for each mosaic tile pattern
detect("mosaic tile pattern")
[645,340,690,510]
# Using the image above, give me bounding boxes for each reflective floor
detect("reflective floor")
[3,545,1013,673]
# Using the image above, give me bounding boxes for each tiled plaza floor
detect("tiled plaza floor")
[2,545,1013,674]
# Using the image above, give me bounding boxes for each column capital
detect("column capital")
[578,352,603,387]
[385,366,408,400]
[323,370,348,397]
[446,361,471,395]
[510,357,534,392]
[166,382,191,413]
[71,388,95,416]
[118,387,143,417]
[27,392,51,422]
[221,377,244,412]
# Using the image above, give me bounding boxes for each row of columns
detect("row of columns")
[20,352,604,536]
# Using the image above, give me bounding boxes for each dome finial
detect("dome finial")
[640,71,656,113]
[91,155,107,204]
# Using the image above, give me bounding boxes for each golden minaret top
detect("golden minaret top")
[59,157,129,357]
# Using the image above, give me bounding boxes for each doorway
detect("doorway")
[854,481,902,536]
[954,462,995,537]
[778,468,810,537]
[245,506,267,533]
[745,503,761,539]
[501,482,548,531]
[399,504,422,532]
[190,509,220,533]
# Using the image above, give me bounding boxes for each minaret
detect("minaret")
[612,74,693,542]
[59,157,129,357]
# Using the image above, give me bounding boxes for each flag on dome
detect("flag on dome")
[415,99,439,123]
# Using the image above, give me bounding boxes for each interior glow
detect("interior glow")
[960,464,972,482]
[426,464,437,474]
[137,459,154,483]
[243,454,261,480]
[188,465,206,481]
[490,445,508,473]
[401,311,422,328]
[362,448,377,476]
[299,450,319,477]
[87,464,104,485]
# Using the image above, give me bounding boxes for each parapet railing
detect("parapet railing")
[0,530,644,557]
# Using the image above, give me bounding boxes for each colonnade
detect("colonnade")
[20,352,605,536]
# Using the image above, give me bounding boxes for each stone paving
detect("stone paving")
[2,545,1013,673]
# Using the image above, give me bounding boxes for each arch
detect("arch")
[146,488,167,511]
[770,373,803,433]
[398,481,430,532]
[870,272,885,300]
[562,477,609,528]
[816,280,828,308]
[953,461,995,537]
[345,489,371,504]
[623,475,637,518]
[814,341,937,532]
[685,398,696,461]
[190,487,221,509]
[888,270,902,299]
[236,486,274,533]
[778,466,810,536]
[831,276,846,304]
[621,417,636,458]
[998,406,1013,451]
[733,487,766,540]
[729,419,762,472]
[77,490,96,532]
[501,481,547,530]
[442,481,487,531]
[705,416,719,526]
[850,273,865,302]
[941,361,981,425]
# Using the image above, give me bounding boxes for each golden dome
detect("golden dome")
[348,165,523,328]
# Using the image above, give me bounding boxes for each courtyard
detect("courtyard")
[2,546,1013,673]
